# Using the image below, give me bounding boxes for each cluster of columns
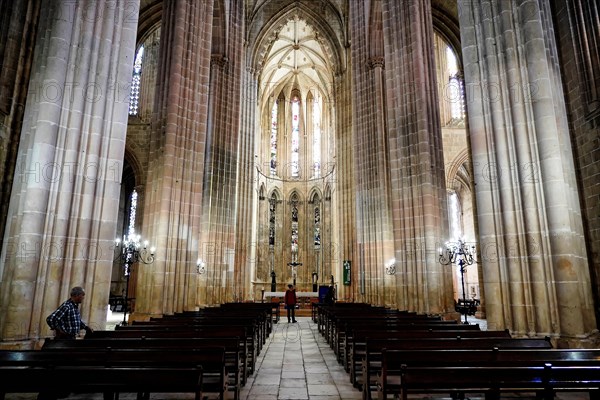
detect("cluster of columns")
[0,0,139,342]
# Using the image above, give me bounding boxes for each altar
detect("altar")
[262,291,318,299]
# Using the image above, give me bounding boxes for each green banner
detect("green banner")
[343,260,351,285]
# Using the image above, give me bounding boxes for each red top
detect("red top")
[284,288,297,306]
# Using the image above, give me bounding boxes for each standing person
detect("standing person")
[46,286,93,339]
[284,284,297,323]
[324,284,335,305]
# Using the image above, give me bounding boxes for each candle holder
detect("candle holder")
[439,239,478,324]
[114,234,155,326]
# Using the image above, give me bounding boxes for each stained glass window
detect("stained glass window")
[313,97,321,177]
[128,46,144,116]
[449,191,462,240]
[269,195,276,246]
[314,206,321,246]
[446,47,465,120]
[270,101,278,175]
[291,195,299,261]
[291,97,300,177]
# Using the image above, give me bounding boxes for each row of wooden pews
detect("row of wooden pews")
[315,302,600,400]
[0,302,274,400]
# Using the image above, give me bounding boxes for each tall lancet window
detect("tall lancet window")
[313,96,321,177]
[448,191,462,240]
[447,48,465,120]
[127,190,138,239]
[314,205,321,247]
[269,194,276,246]
[291,195,299,262]
[270,101,278,175]
[128,45,144,116]
[291,97,300,177]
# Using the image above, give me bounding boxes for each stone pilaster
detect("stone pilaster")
[136,0,213,318]
[0,0,139,343]
[382,0,452,315]
[459,0,597,342]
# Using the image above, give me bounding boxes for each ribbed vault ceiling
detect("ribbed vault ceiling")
[261,16,333,100]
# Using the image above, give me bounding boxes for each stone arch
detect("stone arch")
[432,1,462,68]
[249,2,346,76]
[137,2,162,46]
[268,186,283,201]
[308,187,323,203]
[259,183,266,200]
[324,183,333,200]
[446,148,470,190]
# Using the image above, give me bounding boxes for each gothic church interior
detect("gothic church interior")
[0,0,598,348]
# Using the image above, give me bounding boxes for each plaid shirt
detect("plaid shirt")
[46,299,88,338]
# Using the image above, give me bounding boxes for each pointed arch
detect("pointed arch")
[268,187,283,201]
[446,148,470,192]
[324,183,333,201]
[137,1,162,47]
[259,183,266,200]
[249,2,345,75]
[432,1,462,69]
[308,187,323,203]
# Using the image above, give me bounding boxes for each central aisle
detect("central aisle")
[240,316,362,400]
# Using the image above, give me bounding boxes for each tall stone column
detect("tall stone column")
[137,0,213,318]
[382,0,452,315]
[349,2,395,306]
[236,62,259,301]
[459,0,596,343]
[196,0,243,305]
[333,70,354,302]
[0,0,42,254]
[0,0,139,344]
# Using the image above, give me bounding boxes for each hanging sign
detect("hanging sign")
[343,260,351,285]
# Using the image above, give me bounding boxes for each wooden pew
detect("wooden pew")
[0,364,204,400]
[378,362,600,400]
[136,315,264,352]
[92,325,254,382]
[325,313,448,348]
[216,302,277,332]
[326,312,440,347]
[156,309,267,341]
[338,321,480,366]
[335,319,477,364]
[361,336,553,400]
[318,304,399,336]
[41,340,232,400]
[348,329,512,388]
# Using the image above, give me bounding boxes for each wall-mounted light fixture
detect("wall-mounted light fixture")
[196,258,206,275]
[384,259,396,275]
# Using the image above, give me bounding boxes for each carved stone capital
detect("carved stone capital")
[367,57,385,70]
[211,54,229,71]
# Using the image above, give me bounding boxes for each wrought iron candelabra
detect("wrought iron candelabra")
[439,239,478,324]
[114,234,155,326]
